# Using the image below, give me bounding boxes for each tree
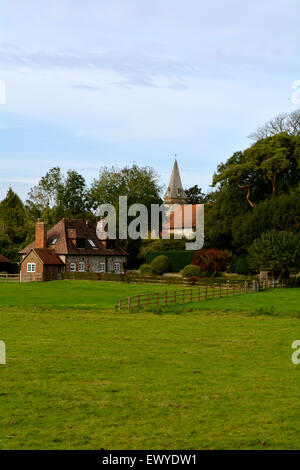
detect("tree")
[248,231,300,274]
[90,164,163,211]
[27,167,92,223]
[184,185,206,204]
[0,188,28,260]
[27,167,62,221]
[212,133,300,207]
[249,109,300,142]
[56,170,90,219]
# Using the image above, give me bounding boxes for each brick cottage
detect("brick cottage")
[19,219,128,282]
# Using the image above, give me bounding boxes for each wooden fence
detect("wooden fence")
[118,281,254,310]
[0,273,20,282]
[117,279,287,310]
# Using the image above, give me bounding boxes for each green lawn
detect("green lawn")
[1,281,300,449]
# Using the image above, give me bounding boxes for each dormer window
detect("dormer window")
[50,238,57,245]
[106,240,115,250]
[88,239,96,247]
[76,238,85,248]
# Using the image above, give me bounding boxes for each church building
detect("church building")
[163,159,202,240]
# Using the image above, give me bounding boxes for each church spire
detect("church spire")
[164,158,187,205]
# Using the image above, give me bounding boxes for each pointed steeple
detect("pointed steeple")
[164,159,187,205]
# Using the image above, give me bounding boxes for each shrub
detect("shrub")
[150,255,170,275]
[146,251,194,272]
[192,249,232,275]
[248,231,300,273]
[181,264,202,278]
[235,257,251,275]
[139,263,151,274]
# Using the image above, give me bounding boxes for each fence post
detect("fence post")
[118,299,121,310]
[212,286,215,298]
[165,291,168,306]
[205,287,208,300]
[239,284,241,295]
[227,284,229,296]
[245,281,248,294]
[174,291,176,304]
[219,285,221,297]
[147,294,150,306]
[233,285,235,296]
[128,297,131,309]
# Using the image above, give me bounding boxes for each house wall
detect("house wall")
[65,255,126,273]
[20,251,44,282]
[107,256,126,273]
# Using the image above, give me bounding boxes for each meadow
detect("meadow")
[0,280,300,449]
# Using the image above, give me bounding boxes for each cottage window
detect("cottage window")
[114,262,121,274]
[27,263,36,273]
[70,263,76,272]
[88,239,96,247]
[99,262,106,272]
[78,262,85,272]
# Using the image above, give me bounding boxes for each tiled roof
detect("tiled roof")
[19,219,128,257]
[34,249,64,265]
[164,160,187,202]
[0,254,11,263]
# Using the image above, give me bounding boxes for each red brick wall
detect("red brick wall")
[20,251,44,282]
[35,221,47,249]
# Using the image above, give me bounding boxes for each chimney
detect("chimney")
[35,220,48,249]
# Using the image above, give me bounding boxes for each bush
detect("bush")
[235,257,251,275]
[150,255,170,275]
[192,249,232,275]
[139,263,151,274]
[248,231,300,272]
[146,251,194,272]
[181,264,202,278]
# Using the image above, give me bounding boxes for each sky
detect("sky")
[1,0,300,201]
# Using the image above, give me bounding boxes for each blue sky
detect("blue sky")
[1,0,300,201]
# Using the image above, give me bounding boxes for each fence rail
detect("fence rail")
[117,279,286,310]
[0,273,20,282]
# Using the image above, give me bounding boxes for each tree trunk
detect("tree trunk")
[236,179,255,208]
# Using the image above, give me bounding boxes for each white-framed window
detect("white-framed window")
[70,263,76,272]
[27,263,36,273]
[78,262,85,272]
[99,262,106,273]
[114,262,121,274]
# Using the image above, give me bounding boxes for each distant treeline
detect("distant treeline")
[0,110,300,266]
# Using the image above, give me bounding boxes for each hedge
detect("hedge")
[62,272,99,281]
[146,251,194,272]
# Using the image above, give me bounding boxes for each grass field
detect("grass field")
[1,281,300,449]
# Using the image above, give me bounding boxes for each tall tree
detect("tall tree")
[184,185,206,204]
[0,188,28,260]
[90,164,163,210]
[249,109,300,142]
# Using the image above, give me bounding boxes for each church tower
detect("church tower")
[164,159,187,205]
